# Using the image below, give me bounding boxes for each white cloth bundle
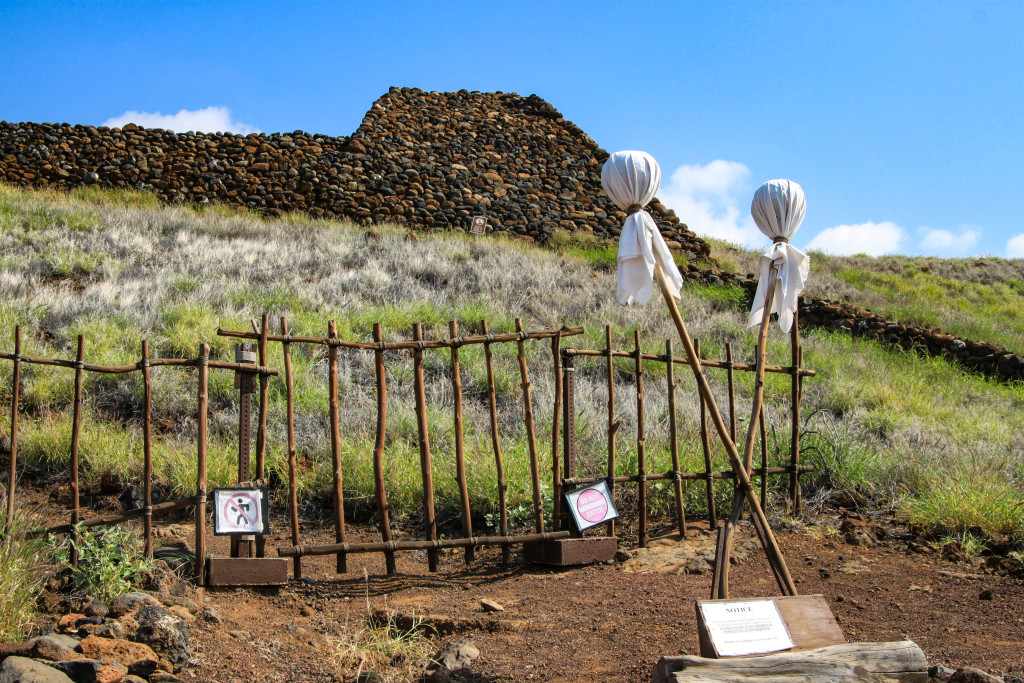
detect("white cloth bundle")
[747,179,810,334]
[601,150,684,305]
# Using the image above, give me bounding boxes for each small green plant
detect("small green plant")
[0,506,48,642]
[51,524,155,604]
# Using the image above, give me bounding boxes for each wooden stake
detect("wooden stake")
[605,325,618,537]
[726,343,737,443]
[634,329,648,548]
[255,314,269,559]
[327,320,347,573]
[448,320,474,564]
[515,318,544,533]
[481,320,510,563]
[666,339,686,538]
[653,265,796,597]
[696,340,716,529]
[550,331,563,532]
[372,323,396,574]
[281,317,303,579]
[196,343,209,586]
[142,340,153,558]
[791,313,802,513]
[5,326,21,535]
[69,335,84,566]
[760,403,769,507]
[412,323,439,571]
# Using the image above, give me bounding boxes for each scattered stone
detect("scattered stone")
[108,593,160,619]
[57,614,87,634]
[0,656,75,683]
[425,639,480,682]
[949,667,1005,683]
[978,589,994,600]
[298,605,315,618]
[32,635,85,662]
[479,599,504,613]
[199,608,221,624]
[82,600,108,620]
[132,606,189,671]
[165,606,193,623]
[229,631,250,640]
[47,657,127,683]
[147,673,183,683]
[930,664,958,679]
[77,635,160,671]
[0,641,36,662]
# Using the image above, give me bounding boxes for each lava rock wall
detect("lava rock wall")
[0,87,709,258]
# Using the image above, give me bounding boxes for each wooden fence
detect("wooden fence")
[2,315,815,582]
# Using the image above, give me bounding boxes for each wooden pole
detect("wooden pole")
[515,318,544,533]
[448,320,474,564]
[195,343,209,586]
[605,325,618,537]
[141,340,153,558]
[255,314,269,559]
[696,340,716,529]
[372,324,396,575]
[5,326,21,535]
[634,329,648,548]
[790,313,802,513]
[666,339,686,538]
[550,330,562,532]
[653,265,796,597]
[327,320,347,573]
[481,320,510,563]
[760,403,769,507]
[280,530,571,557]
[281,317,303,579]
[726,343,737,443]
[412,323,439,571]
[69,335,85,566]
[562,355,577,536]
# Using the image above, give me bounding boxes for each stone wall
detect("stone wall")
[0,87,709,258]
[681,265,1024,382]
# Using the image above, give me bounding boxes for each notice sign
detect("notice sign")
[564,479,619,532]
[699,599,794,657]
[470,215,488,235]
[213,488,269,535]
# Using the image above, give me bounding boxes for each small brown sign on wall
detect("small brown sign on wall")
[470,215,487,235]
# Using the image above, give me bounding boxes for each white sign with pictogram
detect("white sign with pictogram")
[564,479,619,532]
[470,215,488,235]
[213,488,269,535]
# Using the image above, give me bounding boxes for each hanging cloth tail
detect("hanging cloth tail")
[617,211,683,305]
[747,242,810,333]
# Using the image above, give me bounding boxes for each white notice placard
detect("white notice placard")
[700,599,794,657]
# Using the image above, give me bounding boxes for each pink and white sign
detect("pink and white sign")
[565,480,619,532]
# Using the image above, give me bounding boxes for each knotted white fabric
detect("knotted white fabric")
[747,179,810,333]
[601,150,684,305]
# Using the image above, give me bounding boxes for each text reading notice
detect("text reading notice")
[700,599,794,657]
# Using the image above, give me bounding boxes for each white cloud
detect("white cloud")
[806,221,906,256]
[101,106,259,134]
[1008,233,1024,258]
[658,160,765,248]
[915,225,981,256]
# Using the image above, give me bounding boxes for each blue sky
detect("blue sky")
[1,1,1021,258]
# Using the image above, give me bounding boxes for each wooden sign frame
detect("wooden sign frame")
[696,595,844,658]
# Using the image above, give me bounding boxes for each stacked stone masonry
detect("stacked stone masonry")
[0,87,708,258]
[1,86,1019,381]
[682,264,1024,383]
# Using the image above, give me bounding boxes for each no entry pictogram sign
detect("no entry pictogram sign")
[564,479,619,532]
[213,488,269,535]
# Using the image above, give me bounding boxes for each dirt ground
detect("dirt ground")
[177,515,1024,683]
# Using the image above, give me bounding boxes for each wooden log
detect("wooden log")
[412,323,439,572]
[653,641,928,683]
[561,355,577,536]
[281,317,303,579]
[0,352,277,375]
[448,320,474,565]
[279,531,571,558]
[255,314,269,559]
[69,335,85,566]
[602,328,619,536]
[480,320,510,563]
[726,343,737,443]
[791,319,802,513]
[560,349,815,377]
[696,340,716,529]
[634,329,647,548]
[371,324,396,575]
[5,326,21,534]
[666,339,686,538]
[515,318,544,533]
[550,330,562,533]
[561,466,814,487]
[653,266,796,597]
[327,320,347,573]
[141,340,153,557]
[217,325,586,350]
[196,343,209,586]
[759,404,768,506]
